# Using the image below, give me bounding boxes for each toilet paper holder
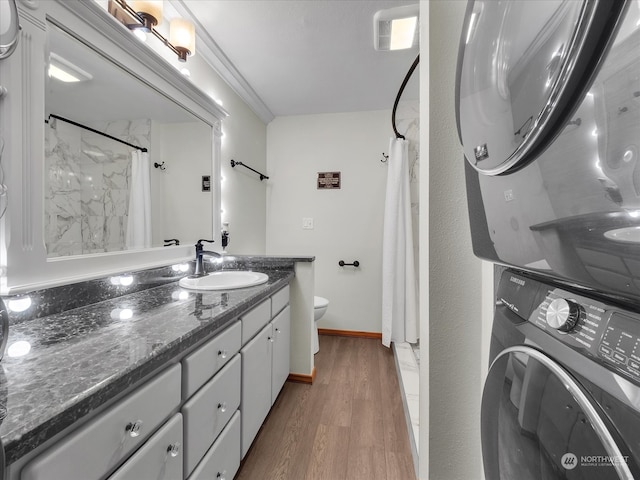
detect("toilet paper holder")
[338,260,360,267]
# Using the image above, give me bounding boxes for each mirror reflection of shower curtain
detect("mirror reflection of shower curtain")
[382,137,418,348]
[126,150,151,249]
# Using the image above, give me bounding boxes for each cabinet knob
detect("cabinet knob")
[268,337,274,343]
[218,349,228,359]
[167,442,181,457]
[275,328,281,334]
[218,402,227,413]
[217,471,227,480]
[125,420,143,438]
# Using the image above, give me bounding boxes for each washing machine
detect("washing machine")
[456,0,640,478]
[485,269,640,479]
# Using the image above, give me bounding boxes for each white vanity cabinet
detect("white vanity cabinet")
[20,364,181,480]
[240,288,291,457]
[12,282,292,480]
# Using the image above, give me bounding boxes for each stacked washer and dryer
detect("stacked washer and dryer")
[456,1,640,478]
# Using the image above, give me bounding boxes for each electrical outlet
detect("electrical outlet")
[302,217,314,230]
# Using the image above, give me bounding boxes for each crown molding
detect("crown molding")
[172,0,275,124]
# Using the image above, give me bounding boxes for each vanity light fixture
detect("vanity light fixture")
[374,4,419,51]
[110,0,196,62]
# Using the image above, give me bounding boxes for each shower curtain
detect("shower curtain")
[382,137,418,348]
[126,150,152,249]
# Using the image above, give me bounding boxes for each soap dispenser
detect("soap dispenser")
[221,222,230,252]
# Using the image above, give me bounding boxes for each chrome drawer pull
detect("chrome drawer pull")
[218,349,228,359]
[125,420,143,437]
[167,442,181,457]
[218,402,227,413]
[217,470,227,480]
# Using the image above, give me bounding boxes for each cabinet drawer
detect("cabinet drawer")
[241,298,271,344]
[108,413,183,480]
[182,354,241,478]
[182,321,241,399]
[271,285,290,317]
[187,411,240,480]
[21,363,181,480]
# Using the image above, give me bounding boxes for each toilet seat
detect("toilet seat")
[314,296,329,309]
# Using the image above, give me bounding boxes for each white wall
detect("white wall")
[265,111,391,333]
[420,1,489,479]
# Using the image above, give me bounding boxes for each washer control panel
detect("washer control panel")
[497,270,640,383]
[599,313,640,377]
[533,289,609,355]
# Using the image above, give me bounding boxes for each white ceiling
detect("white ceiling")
[177,0,420,122]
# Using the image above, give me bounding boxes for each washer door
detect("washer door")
[482,346,634,479]
[456,0,627,175]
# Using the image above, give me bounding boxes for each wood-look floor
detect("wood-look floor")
[236,335,417,480]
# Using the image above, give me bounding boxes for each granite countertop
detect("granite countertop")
[0,256,307,465]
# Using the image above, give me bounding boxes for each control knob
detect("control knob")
[546,298,582,332]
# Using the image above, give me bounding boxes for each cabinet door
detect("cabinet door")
[187,411,240,480]
[182,354,241,477]
[240,323,272,458]
[271,306,290,405]
[108,414,183,480]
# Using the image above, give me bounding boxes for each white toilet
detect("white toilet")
[313,296,329,354]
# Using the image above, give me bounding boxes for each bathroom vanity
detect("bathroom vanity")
[0,256,314,480]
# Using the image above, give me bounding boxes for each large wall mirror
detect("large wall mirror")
[0,0,225,293]
[46,23,212,256]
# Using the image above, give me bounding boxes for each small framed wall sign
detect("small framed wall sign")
[202,175,211,192]
[317,171,341,190]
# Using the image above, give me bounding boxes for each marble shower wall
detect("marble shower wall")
[44,119,151,257]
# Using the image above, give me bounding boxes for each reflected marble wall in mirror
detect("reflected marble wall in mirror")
[45,23,213,257]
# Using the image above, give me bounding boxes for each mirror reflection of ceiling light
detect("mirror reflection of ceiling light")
[374,5,419,51]
[49,53,93,83]
[110,308,134,320]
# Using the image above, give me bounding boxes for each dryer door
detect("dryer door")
[456,0,627,175]
[482,345,635,479]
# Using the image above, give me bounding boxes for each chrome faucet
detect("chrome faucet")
[193,239,221,277]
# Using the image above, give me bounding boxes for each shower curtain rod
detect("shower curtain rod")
[45,114,148,153]
[392,54,420,140]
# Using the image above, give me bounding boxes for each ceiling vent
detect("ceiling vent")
[374,4,419,51]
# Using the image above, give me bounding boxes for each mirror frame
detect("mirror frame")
[0,0,227,294]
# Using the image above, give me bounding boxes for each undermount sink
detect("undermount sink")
[179,270,269,291]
